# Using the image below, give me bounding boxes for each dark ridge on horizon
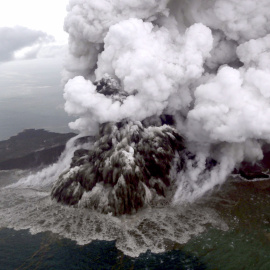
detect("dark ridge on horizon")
[0,129,76,170]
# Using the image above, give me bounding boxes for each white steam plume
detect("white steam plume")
[176,0,270,42]
[63,0,170,81]
[62,0,270,202]
[64,20,212,133]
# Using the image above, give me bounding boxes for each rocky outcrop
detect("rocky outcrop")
[233,146,270,190]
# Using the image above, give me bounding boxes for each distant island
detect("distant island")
[0,129,76,170]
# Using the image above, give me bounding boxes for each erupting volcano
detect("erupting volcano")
[51,0,270,215]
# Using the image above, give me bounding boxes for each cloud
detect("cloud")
[0,26,54,62]
[64,20,212,133]
[62,0,170,82]
[176,0,270,43]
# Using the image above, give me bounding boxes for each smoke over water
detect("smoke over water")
[1,0,270,257]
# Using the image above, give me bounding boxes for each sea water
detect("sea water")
[1,169,270,269]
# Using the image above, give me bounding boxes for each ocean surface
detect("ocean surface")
[1,166,270,269]
[0,228,207,270]
[0,58,74,141]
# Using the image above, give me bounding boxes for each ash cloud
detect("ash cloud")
[178,0,270,43]
[56,0,270,210]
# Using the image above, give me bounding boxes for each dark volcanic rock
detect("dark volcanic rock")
[94,76,131,104]
[0,129,76,170]
[51,120,184,216]
[233,145,270,190]
[236,147,270,181]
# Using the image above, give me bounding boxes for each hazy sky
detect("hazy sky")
[0,0,68,43]
[0,0,73,140]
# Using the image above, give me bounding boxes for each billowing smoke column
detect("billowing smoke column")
[52,0,270,214]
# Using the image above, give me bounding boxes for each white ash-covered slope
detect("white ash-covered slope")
[52,77,184,215]
[51,121,184,215]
